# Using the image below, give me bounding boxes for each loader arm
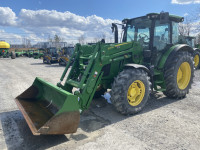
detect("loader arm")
[58,42,105,111]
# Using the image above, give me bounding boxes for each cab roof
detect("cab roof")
[122,12,184,24]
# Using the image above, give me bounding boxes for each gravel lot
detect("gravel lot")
[0,57,200,150]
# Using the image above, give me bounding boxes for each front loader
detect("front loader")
[15,12,194,135]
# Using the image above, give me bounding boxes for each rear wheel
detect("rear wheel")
[193,51,200,69]
[48,59,52,64]
[163,51,194,98]
[11,51,16,59]
[43,58,46,64]
[111,69,151,115]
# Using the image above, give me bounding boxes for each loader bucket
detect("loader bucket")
[15,77,80,135]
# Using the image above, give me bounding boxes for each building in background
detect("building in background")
[33,42,68,49]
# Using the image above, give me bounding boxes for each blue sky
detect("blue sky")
[1,0,198,19]
[0,0,199,44]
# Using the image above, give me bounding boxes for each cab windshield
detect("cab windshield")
[49,48,57,54]
[126,18,151,49]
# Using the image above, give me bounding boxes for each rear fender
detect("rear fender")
[158,44,194,69]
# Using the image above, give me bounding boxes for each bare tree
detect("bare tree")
[93,37,99,43]
[48,35,53,42]
[196,33,200,45]
[54,34,61,48]
[22,38,31,48]
[101,33,106,41]
[179,17,193,36]
[78,35,85,45]
[54,34,61,43]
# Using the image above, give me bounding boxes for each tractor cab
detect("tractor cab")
[48,47,58,56]
[112,12,184,64]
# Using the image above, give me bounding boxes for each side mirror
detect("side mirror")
[143,50,151,58]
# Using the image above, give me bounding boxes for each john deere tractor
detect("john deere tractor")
[15,49,25,57]
[58,46,74,66]
[43,47,59,64]
[15,12,194,135]
[33,49,46,59]
[179,36,200,69]
[0,41,15,59]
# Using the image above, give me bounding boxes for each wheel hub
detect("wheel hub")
[127,80,145,106]
[177,62,191,90]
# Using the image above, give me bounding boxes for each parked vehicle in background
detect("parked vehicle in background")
[15,49,25,57]
[33,49,46,59]
[58,46,74,66]
[179,36,200,69]
[0,41,15,59]
[43,47,59,64]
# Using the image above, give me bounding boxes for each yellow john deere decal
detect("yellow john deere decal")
[108,42,131,50]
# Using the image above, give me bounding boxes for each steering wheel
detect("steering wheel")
[138,33,149,42]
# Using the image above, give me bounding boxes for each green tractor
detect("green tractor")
[25,49,34,58]
[43,47,59,64]
[33,49,46,59]
[15,49,25,57]
[0,41,15,59]
[180,36,200,69]
[58,47,74,66]
[15,12,194,135]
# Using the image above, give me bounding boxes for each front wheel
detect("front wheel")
[111,69,151,115]
[163,51,194,98]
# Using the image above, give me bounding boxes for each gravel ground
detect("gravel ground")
[0,57,200,150]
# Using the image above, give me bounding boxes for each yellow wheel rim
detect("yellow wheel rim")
[194,54,199,68]
[127,80,145,106]
[177,62,191,90]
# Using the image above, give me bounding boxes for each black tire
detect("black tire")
[43,58,47,64]
[110,69,151,115]
[163,51,194,99]
[11,51,16,59]
[193,51,200,69]
[59,59,63,66]
[48,59,52,64]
